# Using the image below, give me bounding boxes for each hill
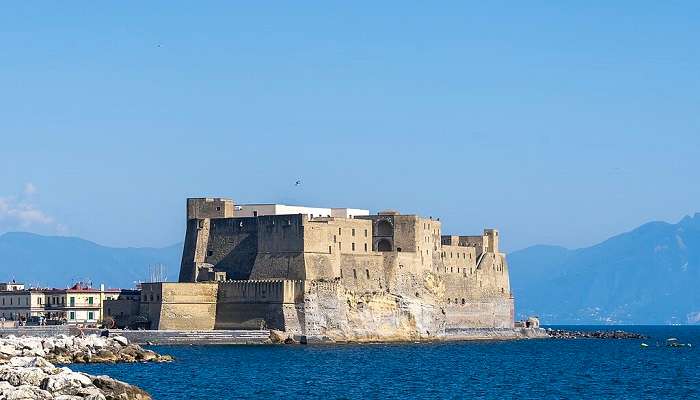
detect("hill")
[509,213,700,324]
[0,232,182,289]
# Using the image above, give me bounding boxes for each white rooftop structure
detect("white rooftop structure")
[235,204,369,219]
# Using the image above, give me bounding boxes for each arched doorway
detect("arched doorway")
[377,239,392,252]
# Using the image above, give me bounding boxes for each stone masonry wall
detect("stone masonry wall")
[141,283,218,330]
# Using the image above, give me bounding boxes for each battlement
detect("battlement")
[187,198,235,219]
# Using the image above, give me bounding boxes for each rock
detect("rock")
[10,357,55,369]
[155,354,173,363]
[111,336,128,347]
[41,371,94,396]
[0,366,49,387]
[0,345,19,357]
[269,330,286,344]
[4,385,53,400]
[92,350,117,364]
[91,375,151,400]
[42,340,55,352]
[136,350,157,362]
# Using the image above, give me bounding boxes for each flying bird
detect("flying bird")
[295,179,302,186]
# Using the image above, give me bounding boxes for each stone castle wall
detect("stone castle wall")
[140,282,218,330]
[167,198,516,339]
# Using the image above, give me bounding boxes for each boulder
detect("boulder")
[112,336,129,347]
[0,366,49,387]
[41,371,94,396]
[10,357,55,369]
[269,330,286,344]
[4,384,53,400]
[91,375,152,400]
[0,345,20,357]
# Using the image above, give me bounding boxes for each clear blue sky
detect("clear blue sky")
[1,2,699,251]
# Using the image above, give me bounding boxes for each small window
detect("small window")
[365,269,370,279]
[216,206,221,211]
[88,311,94,320]
[364,243,368,252]
[353,269,357,279]
[329,246,332,253]
[333,235,337,243]
[253,211,258,217]
[461,298,465,305]
[207,250,213,257]
[352,243,355,251]
[339,228,342,235]
[352,228,355,236]
[88,297,94,305]
[364,229,368,237]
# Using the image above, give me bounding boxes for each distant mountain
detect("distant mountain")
[509,213,700,324]
[0,232,182,289]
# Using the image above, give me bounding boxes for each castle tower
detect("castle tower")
[186,198,235,219]
[484,229,499,254]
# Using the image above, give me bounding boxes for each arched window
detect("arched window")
[376,220,393,236]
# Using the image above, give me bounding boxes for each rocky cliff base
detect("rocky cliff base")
[269,327,550,344]
[0,356,151,400]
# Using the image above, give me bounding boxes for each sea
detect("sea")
[71,326,700,399]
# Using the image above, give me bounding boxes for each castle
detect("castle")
[140,197,516,341]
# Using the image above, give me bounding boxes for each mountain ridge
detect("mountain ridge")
[509,213,700,324]
[0,231,183,288]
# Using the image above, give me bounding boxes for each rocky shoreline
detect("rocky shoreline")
[0,334,172,399]
[0,334,173,365]
[546,328,647,339]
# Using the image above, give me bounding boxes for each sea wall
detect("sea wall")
[140,283,218,330]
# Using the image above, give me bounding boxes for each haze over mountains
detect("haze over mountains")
[510,213,700,324]
[0,232,182,289]
[2,213,699,324]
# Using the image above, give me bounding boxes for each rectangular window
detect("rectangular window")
[366,269,370,279]
[88,311,94,320]
[364,243,368,252]
[88,297,94,305]
[364,229,368,237]
[352,243,355,251]
[353,269,357,279]
[69,311,75,320]
[70,297,75,307]
[339,242,342,251]
[329,246,332,254]
[339,228,342,235]
[352,228,355,236]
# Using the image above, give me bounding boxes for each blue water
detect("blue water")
[72,326,700,399]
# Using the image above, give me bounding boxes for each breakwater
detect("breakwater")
[546,328,647,339]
